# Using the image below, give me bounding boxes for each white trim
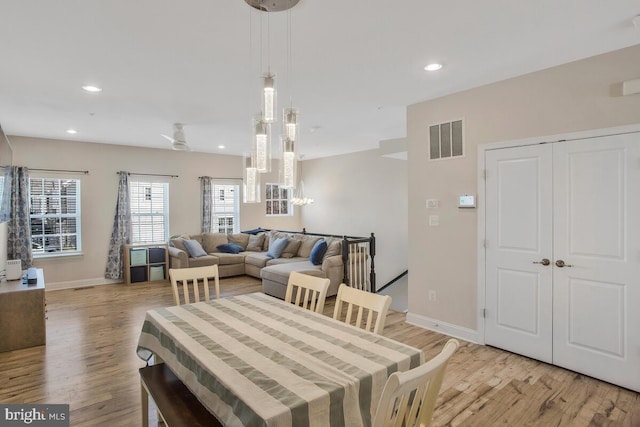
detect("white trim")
[406,311,481,344]
[476,123,640,347]
[46,277,122,291]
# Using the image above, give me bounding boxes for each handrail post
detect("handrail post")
[370,233,376,292]
[342,236,350,286]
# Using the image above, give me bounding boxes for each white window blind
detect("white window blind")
[130,180,169,243]
[29,178,82,256]
[211,182,240,234]
[265,183,291,216]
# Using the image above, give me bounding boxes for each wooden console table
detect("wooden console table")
[0,268,46,352]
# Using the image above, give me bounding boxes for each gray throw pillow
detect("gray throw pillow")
[183,239,208,258]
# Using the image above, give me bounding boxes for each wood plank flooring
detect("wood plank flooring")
[0,276,638,426]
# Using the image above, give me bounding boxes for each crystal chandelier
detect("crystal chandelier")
[243,0,301,203]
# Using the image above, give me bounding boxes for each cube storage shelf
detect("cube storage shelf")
[123,243,169,284]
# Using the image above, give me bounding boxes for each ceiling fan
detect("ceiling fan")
[161,123,190,151]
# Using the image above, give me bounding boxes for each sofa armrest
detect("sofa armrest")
[321,254,343,270]
[168,246,189,269]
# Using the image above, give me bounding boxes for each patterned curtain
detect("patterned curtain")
[7,166,32,268]
[201,176,212,233]
[105,171,131,280]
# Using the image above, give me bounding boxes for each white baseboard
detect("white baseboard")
[405,312,482,344]
[46,277,122,291]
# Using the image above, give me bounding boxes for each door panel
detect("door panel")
[553,134,640,391]
[485,144,553,363]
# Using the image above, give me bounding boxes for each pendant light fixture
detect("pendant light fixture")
[244,0,301,198]
[280,136,296,189]
[253,116,271,172]
[243,152,261,203]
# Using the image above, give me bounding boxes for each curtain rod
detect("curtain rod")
[30,168,89,174]
[117,172,178,178]
[198,176,242,180]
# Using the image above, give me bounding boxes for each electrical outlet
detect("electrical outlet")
[428,290,436,302]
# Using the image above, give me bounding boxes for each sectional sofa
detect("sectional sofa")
[168,230,346,298]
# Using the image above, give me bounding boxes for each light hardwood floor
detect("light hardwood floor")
[0,277,638,426]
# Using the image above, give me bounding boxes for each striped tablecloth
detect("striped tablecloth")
[137,292,423,427]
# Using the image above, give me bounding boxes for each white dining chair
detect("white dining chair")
[284,271,330,314]
[332,283,392,335]
[169,265,220,306]
[373,339,460,427]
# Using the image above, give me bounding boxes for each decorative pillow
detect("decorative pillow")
[217,243,245,254]
[246,233,265,251]
[170,237,188,253]
[266,237,289,259]
[310,240,328,265]
[183,239,208,258]
[241,227,266,235]
[280,238,302,258]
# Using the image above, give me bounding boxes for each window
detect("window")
[30,178,81,256]
[130,180,169,243]
[211,182,240,234]
[265,183,291,216]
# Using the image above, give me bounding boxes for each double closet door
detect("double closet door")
[484,132,640,392]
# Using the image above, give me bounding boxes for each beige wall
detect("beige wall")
[407,43,640,330]
[11,137,300,286]
[301,149,408,288]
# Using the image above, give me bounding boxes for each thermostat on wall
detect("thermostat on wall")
[458,195,476,208]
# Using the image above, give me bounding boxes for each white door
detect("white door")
[484,144,554,363]
[484,132,640,392]
[552,134,640,391]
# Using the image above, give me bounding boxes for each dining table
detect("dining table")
[136,292,424,427]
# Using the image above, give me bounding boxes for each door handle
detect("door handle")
[555,260,573,268]
[533,258,550,266]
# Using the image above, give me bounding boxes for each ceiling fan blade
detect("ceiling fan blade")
[161,134,175,143]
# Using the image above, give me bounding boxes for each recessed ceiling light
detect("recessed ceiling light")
[424,63,443,72]
[218,144,225,149]
[82,85,102,93]
[66,129,77,134]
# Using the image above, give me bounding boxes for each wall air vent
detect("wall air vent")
[429,119,464,160]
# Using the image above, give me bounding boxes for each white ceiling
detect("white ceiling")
[0,1,638,159]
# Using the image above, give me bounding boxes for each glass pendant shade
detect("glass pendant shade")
[283,108,298,142]
[262,74,276,123]
[253,117,271,173]
[280,137,296,189]
[243,153,261,203]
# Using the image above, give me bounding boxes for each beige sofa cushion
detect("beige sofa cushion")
[170,235,189,253]
[246,233,265,251]
[228,233,250,249]
[324,238,342,259]
[244,252,271,268]
[215,253,246,265]
[297,236,321,258]
[202,233,229,253]
[281,239,302,258]
[188,255,219,267]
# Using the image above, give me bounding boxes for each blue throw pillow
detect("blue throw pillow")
[241,227,266,235]
[266,237,289,259]
[183,239,208,258]
[310,239,328,265]
[217,243,244,254]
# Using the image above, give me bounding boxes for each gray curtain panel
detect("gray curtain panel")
[7,166,33,268]
[105,171,131,279]
[201,176,212,233]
